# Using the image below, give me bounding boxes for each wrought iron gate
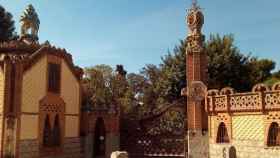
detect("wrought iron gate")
[120,105,186,158]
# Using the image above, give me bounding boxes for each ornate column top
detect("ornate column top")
[186,0,205,54]
[186,1,204,36]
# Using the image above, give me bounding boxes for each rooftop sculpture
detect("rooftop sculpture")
[19,4,40,43]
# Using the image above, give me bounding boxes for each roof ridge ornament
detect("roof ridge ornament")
[19,4,40,44]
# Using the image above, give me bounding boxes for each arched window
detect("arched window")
[229,146,237,158]
[52,114,61,147]
[216,122,229,143]
[43,115,52,147]
[267,122,280,146]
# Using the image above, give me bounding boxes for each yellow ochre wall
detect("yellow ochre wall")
[61,60,80,115]
[61,60,80,137]
[209,116,217,140]
[20,115,39,139]
[65,116,79,137]
[20,56,47,140]
[20,54,81,139]
[21,56,47,113]
[209,114,265,142]
[232,115,264,141]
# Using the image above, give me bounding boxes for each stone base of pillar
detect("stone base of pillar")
[187,130,209,158]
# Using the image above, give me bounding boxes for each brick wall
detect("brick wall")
[210,140,280,158]
[19,137,84,158]
[209,114,280,158]
[19,139,39,158]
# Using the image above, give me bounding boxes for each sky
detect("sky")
[1,0,280,73]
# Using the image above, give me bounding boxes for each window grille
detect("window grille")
[267,122,280,146]
[48,63,61,93]
[216,122,229,143]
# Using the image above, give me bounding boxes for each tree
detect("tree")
[83,34,276,118]
[83,64,133,115]
[263,69,280,86]
[127,73,147,95]
[0,5,16,42]
[84,66,108,108]
[157,40,186,103]
[139,34,276,111]
[206,34,275,91]
[248,58,275,84]
[206,34,252,91]
[141,64,161,109]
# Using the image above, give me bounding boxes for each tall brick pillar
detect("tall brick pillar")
[184,1,209,158]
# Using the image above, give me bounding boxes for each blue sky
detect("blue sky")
[1,0,280,73]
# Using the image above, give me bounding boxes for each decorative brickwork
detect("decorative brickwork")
[206,82,280,114]
[183,2,209,158]
[212,114,232,144]
[207,83,280,157]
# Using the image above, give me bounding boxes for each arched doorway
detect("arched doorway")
[93,117,106,158]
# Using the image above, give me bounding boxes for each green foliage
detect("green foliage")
[158,40,186,102]
[263,70,280,86]
[139,34,275,111]
[83,34,276,118]
[139,40,186,110]
[206,34,275,91]
[0,5,17,42]
[248,58,275,84]
[83,64,133,115]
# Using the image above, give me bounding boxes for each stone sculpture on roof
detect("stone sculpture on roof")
[20,4,40,42]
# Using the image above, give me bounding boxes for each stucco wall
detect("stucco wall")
[20,115,38,140]
[209,114,280,158]
[232,115,264,141]
[65,115,79,137]
[209,116,217,139]
[22,56,47,113]
[209,140,280,158]
[20,54,81,145]
[61,60,80,115]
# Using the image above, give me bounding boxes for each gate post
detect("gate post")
[105,117,120,158]
[183,1,209,158]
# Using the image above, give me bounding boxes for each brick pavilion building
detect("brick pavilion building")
[184,1,280,158]
[0,4,121,158]
[0,4,84,158]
